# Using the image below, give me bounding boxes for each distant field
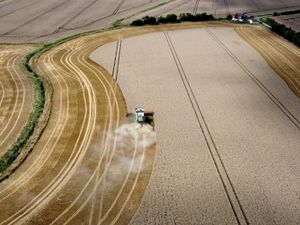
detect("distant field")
[0,0,165,42]
[274,13,300,31]
[0,0,300,43]
[131,0,300,20]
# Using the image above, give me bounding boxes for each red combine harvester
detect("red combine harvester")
[126,107,154,126]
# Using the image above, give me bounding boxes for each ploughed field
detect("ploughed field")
[130,0,300,21]
[0,0,166,42]
[274,13,300,32]
[0,0,300,43]
[91,26,300,225]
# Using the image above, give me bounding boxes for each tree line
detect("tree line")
[263,18,300,47]
[131,13,215,26]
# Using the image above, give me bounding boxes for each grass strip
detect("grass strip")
[260,17,300,47]
[0,24,126,180]
[0,50,46,178]
[131,12,215,26]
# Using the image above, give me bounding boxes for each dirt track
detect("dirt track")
[91,25,300,225]
[0,45,35,157]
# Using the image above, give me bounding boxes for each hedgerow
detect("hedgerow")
[131,12,215,26]
[0,51,46,176]
[262,18,300,47]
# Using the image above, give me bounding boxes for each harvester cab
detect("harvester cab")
[126,107,154,126]
[135,107,145,123]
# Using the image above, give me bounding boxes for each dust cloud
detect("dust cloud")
[100,120,156,190]
[82,119,156,194]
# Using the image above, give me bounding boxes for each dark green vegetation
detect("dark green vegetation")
[0,51,46,178]
[273,9,300,16]
[0,25,123,180]
[261,18,300,47]
[131,13,215,26]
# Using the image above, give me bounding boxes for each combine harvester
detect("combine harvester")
[127,107,154,127]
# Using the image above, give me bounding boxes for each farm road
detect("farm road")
[91,26,300,225]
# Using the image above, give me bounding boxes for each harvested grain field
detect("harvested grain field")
[91,25,300,225]
[274,13,300,31]
[0,0,167,43]
[0,22,299,225]
[1,0,300,43]
[0,45,35,158]
[0,27,160,225]
[131,0,300,20]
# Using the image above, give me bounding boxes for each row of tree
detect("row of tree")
[131,13,214,26]
[273,9,300,16]
[264,18,300,47]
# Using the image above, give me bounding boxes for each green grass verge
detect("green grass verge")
[0,50,45,176]
[0,23,127,180]
[260,17,300,47]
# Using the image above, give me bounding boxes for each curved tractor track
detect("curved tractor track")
[0,28,156,225]
[0,22,299,225]
[236,25,300,98]
[0,45,35,158]
[90,23,300,225]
